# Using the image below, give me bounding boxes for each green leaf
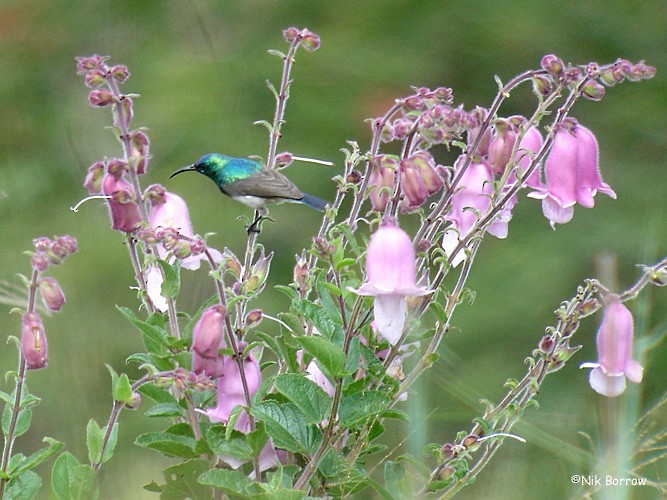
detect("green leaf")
[198,468,262,497]
[274,373,332,424]
[156,258,181,300]
[2,405,31,439]
[251,401,322,453]
[206,426,254,462]
[116,306,169,355]
[159,458,211,500]
[86,420,103,466]
[338,391,391,428]
[136,384,177,405]
[293,300,340,341]
[344,336,361,374]
[112,373,133,404]
[295,336,345,378]
[3,469,42,500]
[51,452,98,500]
[145,402,184,418]
[134,432,196,458]
[384,461,405,494]
[13,437,63,475]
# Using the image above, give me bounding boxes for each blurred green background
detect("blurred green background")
[1,1,665,498]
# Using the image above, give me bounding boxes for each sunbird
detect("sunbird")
[171,153,328,230]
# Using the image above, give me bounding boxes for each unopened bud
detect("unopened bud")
[88,89,114,107]
[293,251,308,290]
[540,54,564,80]
[532,75,552,96]
[245,309,263,328]
[462,434,479,450]
[31,253,49,272]
[441,443,457,459]
[39,277,66,312]
[221,248,242,278]
[192,305,226,359]
[346,170,362,184]
[33,237,51,252]
[581,80,605,101]
[21,312,48,370]
[301,31,320,51]
[110,65,130,84]
[84,69,106,88]
[130,130,150,175]
[124,392,141,410]
[283,27,299,43]
[84,161,106,194]
[275,152,294,167]
[247,248,273,293]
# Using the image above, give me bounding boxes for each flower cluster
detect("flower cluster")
[77,55,149,233]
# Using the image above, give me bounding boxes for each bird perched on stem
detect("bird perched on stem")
[171,153,328,232]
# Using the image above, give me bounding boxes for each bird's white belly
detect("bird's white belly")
[231,195,268,209]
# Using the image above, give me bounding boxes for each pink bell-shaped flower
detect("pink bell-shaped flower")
[580,294,643,397]
[528,119,616,226]
[205,350,262,430]
[102,172,142,233]
[146,187,222,311]
[351,219,430,345]
[442,158,511,267]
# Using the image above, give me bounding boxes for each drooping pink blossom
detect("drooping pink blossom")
[528,119,616,226]
[102,173,142,233]
[351,219,430,345]
[580,294,643,397]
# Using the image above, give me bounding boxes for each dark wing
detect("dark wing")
[223,168,303,201]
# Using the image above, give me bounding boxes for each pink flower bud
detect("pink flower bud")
[245,309,263,328]
[368,155,397,212]
[283,27,299,43]
[301,30,320,51]
[399,158,428,212]
[21,313,48,370]
[56,235,77,254]
[581,294,643,397]
[540,54,564,79]
[110,65,130,83]
[31,253,49,272]
[581,80,605,101]
[88,89,114,107]
[130,130,150,175]
[84,69,106,88]
[33,237,51,252]
[192,305,226,360]
[76,55,108,74]
[38,277,66,312]
[488,119,517,174]
[83,161,106,194]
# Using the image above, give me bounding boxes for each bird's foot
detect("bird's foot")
[247,214,274,234]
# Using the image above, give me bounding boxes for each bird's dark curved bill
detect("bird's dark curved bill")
[170,165,196,178]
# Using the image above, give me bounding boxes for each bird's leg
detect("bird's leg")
[246,208,273,234]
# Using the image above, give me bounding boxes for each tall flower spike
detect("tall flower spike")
[580,294,643,397]
[351,219,430,345]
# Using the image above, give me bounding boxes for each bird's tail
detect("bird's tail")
[300,192,328,211]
